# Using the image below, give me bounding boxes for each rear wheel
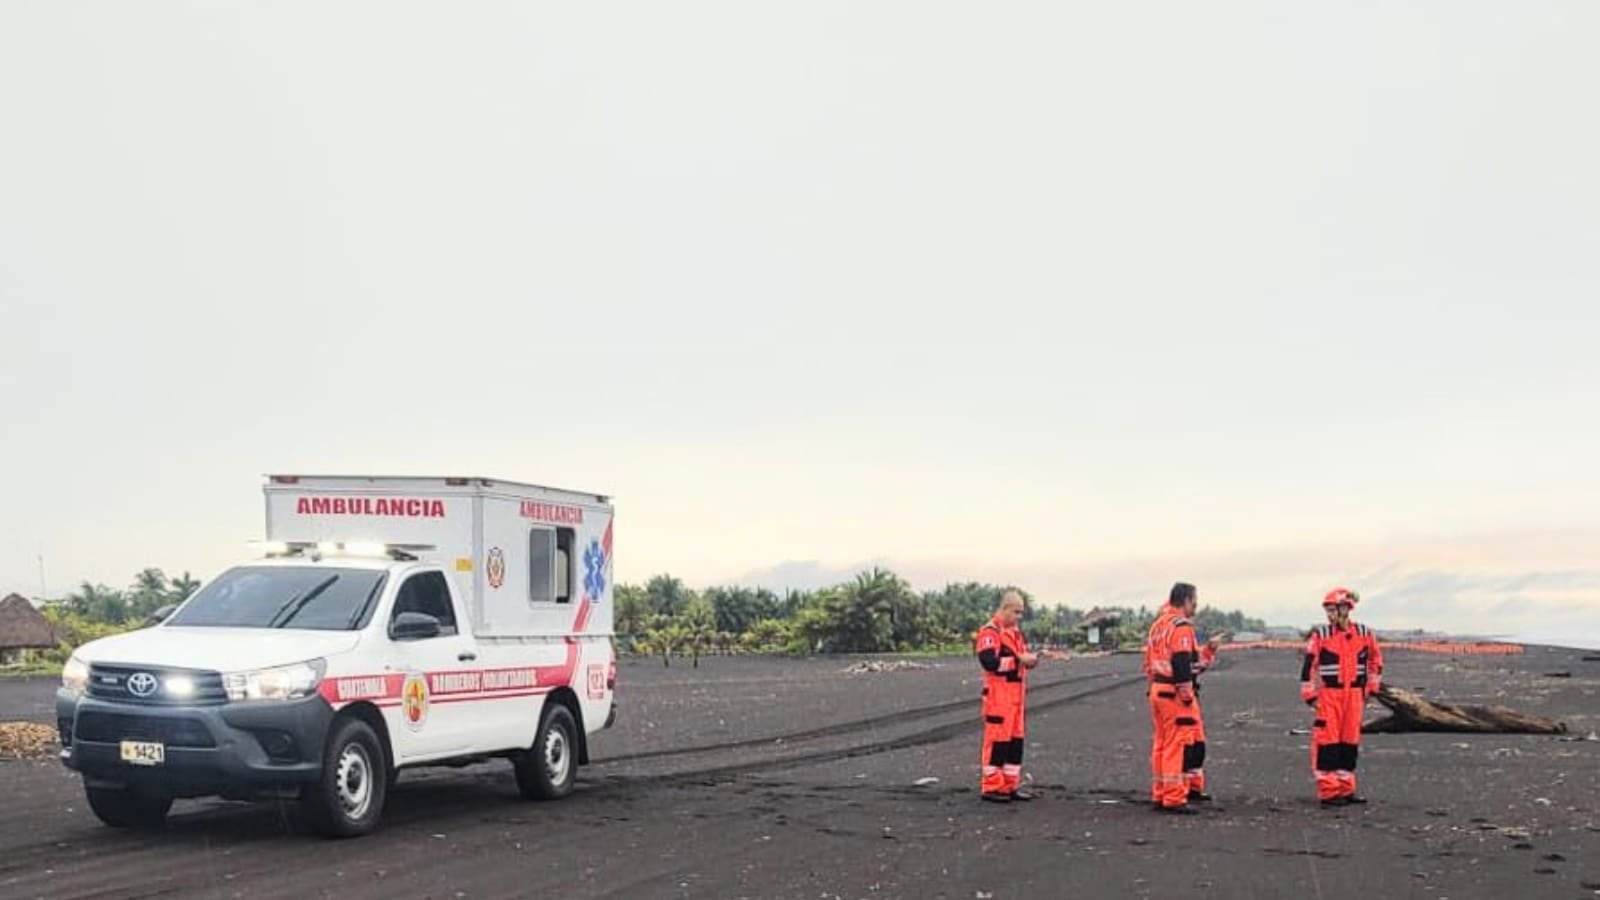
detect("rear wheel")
[86,785,172,829]
[514,704,577,800]
[300,717,387,838]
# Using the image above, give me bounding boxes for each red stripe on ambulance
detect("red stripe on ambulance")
[320,662,580,708]
[320,673,406,704]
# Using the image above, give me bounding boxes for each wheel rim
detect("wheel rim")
[543,724,570,785]
[335,742,374,820]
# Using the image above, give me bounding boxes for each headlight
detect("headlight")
[223,659,326,702]
[62,655,89,696]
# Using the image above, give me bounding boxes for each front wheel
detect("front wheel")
[300,717,388,838]
[514,704,577,800]
[85,785,172,829]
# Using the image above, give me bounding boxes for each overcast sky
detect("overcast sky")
[2,2,1596,637]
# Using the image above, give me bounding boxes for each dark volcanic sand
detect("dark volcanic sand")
[2,648,1597,899]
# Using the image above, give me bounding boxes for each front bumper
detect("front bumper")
[57,689,334,800]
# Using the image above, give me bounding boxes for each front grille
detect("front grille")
[87,664,227,706]
[74,710,216,748]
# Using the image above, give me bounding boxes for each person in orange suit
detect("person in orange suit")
[975,590,1063,803]
[1300,587,1384,807]
[1145,582,1204,814]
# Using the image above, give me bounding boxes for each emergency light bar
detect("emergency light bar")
[246,540,437,561]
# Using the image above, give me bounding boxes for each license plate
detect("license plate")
[120,740,165,766]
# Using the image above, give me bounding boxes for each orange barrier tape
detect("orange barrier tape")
[1381,641,1524,655]
[1219,640,1524,655]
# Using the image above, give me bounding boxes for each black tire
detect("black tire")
[300,716,388,838]
[85,785,172,829]
[514,703,578,800]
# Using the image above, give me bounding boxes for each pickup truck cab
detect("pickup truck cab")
[57,475,617,837]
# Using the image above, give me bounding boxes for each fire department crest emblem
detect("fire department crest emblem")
[402,674,429,731]
[486,547,506,589]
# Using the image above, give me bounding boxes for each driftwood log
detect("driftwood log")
[1364,685,1568,734]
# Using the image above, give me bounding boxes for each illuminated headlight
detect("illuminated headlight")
[223,659,326,702]
[61,655,89,696]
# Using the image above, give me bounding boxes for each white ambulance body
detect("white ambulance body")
[57,475,616,838]
[264,474,614,648]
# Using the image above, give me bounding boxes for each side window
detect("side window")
[556,527,574,603]
[391,571,458,637]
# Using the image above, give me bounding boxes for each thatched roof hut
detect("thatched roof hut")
[1077,608,1122,630]
[0,594,57,651]
[1078,607,1123,650]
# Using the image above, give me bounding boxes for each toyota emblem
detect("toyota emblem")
[127,672,159,698]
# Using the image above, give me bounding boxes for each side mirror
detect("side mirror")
[390,611,441,641]
[147,604,178,626]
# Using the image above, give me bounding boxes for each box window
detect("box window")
[529,528,555,603]
[556,527,574,603]
[531,526,578,605]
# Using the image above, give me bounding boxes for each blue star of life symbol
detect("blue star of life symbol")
[583,539,607,600]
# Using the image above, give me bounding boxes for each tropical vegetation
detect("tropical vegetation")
[12,565,1267,671]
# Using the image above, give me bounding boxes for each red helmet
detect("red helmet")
[1322,587,1358,609]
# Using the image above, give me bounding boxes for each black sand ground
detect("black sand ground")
[2,648,1597,899]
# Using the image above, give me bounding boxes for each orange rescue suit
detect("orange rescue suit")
[1144,609,1202,808]
[975,616,1029,796]
[1300,622,1383,801]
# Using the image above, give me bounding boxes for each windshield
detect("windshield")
[165,566,387,630]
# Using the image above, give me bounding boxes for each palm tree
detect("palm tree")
[66,582,127,624]
[134,568,168,595]
[168,572,201,602]
[614,584,649,638]
[644,574,692,617]
[128,568,171,618]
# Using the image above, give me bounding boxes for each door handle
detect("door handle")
[458,651,477,662]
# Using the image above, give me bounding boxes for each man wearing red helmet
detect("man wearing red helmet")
[1300,587,1384,806]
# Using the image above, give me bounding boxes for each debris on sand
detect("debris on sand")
[1364,686,1568,735]
[1483,824,1534,841]
[841,660,931,674]
[0,722,57,760]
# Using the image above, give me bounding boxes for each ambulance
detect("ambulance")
[56,475,617,838]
